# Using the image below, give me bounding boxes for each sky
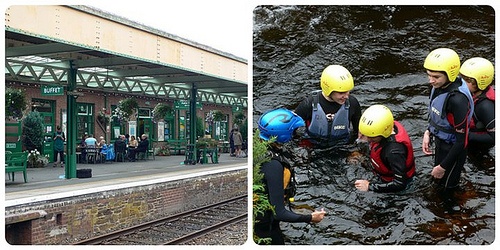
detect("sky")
[88,1,253,60]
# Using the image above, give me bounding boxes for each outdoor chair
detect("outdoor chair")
[85,146,98,164]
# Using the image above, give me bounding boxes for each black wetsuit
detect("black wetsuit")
[429,79,471,189]
[469,86,495,150]
[369,130,415,193]
[254,158,311,245]
[295,93,362,145]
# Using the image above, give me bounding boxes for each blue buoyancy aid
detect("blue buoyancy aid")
[428,78,474,144]
[307,90,350,146]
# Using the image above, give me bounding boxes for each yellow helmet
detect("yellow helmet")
[359,104,394,138]
[320,65,354,96]
[460,57,495,90]
[423,48,461,82]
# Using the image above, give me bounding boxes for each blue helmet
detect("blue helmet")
[258,108,305,143]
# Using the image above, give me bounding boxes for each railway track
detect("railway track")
[74,195,247,245]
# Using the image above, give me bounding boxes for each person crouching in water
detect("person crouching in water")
[354,105,416,193]
[254,108,326,245]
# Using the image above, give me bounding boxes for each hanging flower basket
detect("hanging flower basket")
[113,98,138,123]
[97,110,111,125]
[212,110,225,121]
[152,103,173,121]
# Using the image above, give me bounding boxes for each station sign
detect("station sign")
[41,85,64,96]
[174,100,202,110]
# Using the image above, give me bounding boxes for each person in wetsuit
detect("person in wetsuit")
[254,108,325,245]
[421,48,474,190]
[354,105,416,193]
[459,57,495,152]
[295,65,362,148]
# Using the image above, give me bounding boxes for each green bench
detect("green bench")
[167,139,187,155]
[5,152,28,183]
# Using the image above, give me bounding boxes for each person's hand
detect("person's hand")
[422,130,433,155]
[310,208,326,223]
[431,165,445,179]
[354,180,370,191]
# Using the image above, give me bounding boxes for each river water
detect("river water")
[253,6,495,245]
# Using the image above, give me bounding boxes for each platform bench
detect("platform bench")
[167,139,187,155]
[5,152,28,183]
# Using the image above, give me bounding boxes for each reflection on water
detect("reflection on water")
[253,5,495,245]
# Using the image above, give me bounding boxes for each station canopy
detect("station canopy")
[4,8,247,107]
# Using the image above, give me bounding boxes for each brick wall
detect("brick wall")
[5,169,247,245]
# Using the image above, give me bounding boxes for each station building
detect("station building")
[5,5,248,161]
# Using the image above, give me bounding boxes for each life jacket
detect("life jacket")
[428,78,474,144]
[272,154,296,203]
[470,86,495,132]
[369,121,415,182]
[307,90,350,147]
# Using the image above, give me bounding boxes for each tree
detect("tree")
[22,111,44,151]
[5,87,27,119]
[252,129,274,244]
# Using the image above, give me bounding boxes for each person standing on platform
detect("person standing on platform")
[232,127,243,157]
[53,125,65,168]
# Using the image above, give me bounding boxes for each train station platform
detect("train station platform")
[4,153,248,206]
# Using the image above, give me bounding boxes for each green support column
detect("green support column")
[189,83,197,145]
[65,62,77,179]
[189,83,197,162]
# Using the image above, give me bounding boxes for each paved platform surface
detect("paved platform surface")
[4,153,248,205]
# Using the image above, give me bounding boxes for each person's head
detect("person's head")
[459,57,495,93]
[320,65,354,105]
[56,126,61,131]
[130,135,135,140]
[359,104,394,143]
[258,108,305,143]
[141,134,148,140]
[424,48,460,88]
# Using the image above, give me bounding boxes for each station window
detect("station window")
[76,103,94,138]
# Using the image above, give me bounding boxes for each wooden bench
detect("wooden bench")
[5,152,28,183]
[167,139,187,155]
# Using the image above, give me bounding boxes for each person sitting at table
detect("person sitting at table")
[97,136,106,148]
[128,134,149,162]
[78,134,88,163]
[114,135,127,162]
[128,135,138,149]
[84,134,97,147]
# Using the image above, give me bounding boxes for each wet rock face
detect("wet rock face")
[253,5,495,245]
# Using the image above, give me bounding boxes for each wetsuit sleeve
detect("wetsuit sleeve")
[441,93,470,169]
[262,160,312,223]
[469,99,495,145]
[294,96,313,122]
[349,96,362,135]
[369,142,409,193]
